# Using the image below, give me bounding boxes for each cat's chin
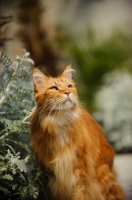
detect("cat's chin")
[62,100,74,110]
[56,100,75,111]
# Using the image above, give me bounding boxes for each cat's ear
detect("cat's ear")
[32,68,47,92]
[61,64,76,80]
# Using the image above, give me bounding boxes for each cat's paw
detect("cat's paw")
[107,184,126,200]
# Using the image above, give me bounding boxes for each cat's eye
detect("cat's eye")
[50,86,59,91]
[68,84,72,88]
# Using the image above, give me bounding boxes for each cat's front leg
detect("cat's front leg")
[71,181,85,200]
[97,164,126,200]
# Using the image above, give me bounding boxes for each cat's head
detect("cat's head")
[32,65,78,112]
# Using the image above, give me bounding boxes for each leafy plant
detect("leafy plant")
[94,70,132,153]
[0,50,52,200]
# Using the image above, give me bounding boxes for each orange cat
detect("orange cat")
[30,65,125,200]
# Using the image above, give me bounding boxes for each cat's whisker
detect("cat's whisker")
[53,98,64,120]
[39,98,62,120]
[58,100,62,119]
[39,102,53,118]
[47,104,56,118]
[47,98,62,118]
[74,101,90,118]
[38,100,58,122]
[54,99,62,116]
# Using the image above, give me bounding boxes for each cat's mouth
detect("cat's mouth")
[53,98,74,111]
[63,97,73,104]
[63,98,71,103]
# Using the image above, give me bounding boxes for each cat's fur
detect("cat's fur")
[30,65,125,200]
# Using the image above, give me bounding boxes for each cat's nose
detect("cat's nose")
[64,91,70,96]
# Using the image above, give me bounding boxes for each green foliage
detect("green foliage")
[0,51,34,120]
[0,51,52,200]
[62,29,132,110]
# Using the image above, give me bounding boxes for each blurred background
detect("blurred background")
[0,0,132,199]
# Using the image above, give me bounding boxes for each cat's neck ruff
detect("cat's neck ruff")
[42,106,79,126]
[55,108,80,126]
[40,106,80,148]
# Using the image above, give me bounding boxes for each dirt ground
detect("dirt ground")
[114,154,132,200]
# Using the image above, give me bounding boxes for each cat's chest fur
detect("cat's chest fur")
[41,109,79,148]
[40,110,79,196]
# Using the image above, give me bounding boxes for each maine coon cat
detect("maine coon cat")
[30,65,125,200]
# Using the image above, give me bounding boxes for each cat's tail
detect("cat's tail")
[97,164,126,200]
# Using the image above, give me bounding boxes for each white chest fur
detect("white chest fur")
[41,109,79,147]
[54,110,79,147]
[41,109,79,196]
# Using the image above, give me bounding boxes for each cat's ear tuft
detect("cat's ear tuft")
[61,64,76,80]
[32,68,47,92]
